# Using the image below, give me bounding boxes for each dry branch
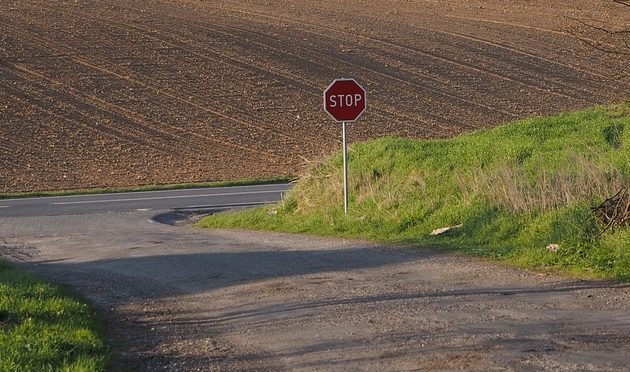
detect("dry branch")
[592,187,630,236]
[566,0,630,61]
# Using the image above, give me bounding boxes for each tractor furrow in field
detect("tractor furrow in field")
[79,1,482,139]
[8,64,196,158]
[102,3,475,138]
[0,77,172,160]
[192,7,523,120]
[0,21,306,160]
[2,14,317,156]
[341,10,611,102]
[441,12,628,75]
[1,65,183,158]
[210,6,597,109]
[8,60,281,161]
[1,0,626,192]
[78,16,340,147]
[123,17,457,138]
[179,17,483,132]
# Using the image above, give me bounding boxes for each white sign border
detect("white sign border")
[323,78,367,123]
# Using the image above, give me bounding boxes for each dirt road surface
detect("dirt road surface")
[2,0,629,192]
[2,211,630,370]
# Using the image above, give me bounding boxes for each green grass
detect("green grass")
[0,262,108,371]
[0,176,294,200]
[199,102,630,280]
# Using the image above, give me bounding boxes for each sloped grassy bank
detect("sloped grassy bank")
[0,262,108,370]
[199,103,630,280]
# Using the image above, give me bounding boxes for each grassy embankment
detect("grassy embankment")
[199,102,630,280]
[0,262,108,370]
[0,176,293,200]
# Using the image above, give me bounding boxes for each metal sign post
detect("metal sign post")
[342,121,349,215]
[323,78,366,215]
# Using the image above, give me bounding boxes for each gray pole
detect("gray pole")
[342,121,349,215]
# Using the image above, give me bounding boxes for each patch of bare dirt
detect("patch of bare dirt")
[1,0,628,192]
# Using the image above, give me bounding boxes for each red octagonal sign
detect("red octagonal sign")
[323,78,366,122]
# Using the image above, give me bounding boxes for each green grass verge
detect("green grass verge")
[0,176,294,200]
[0,261,108,371]
[199,102,630,280]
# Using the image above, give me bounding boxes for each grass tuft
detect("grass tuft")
[0,261,108,371]
[199,102,630,280]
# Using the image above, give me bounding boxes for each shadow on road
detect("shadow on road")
[21,244,629,308]
[20,245,431,302]
[7,212,630,370]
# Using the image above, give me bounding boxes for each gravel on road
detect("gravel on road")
[1,211,630,370]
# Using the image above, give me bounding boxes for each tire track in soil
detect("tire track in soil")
[441,13,626,68]
[429,16,610,80]
[167,6,520,120]
[78,40,322,154]
[0,82,173,169]
[5,66,188,158]
[67,13,343,147]
[208,6,596,106]
[439,17,629,94]
[0,85,83,170]
[8,60,286,161]
[185,8,560,129]
[0,67,174,158]
[1,74,231,185]
[3,1,512,144]
[100,9,464,136]
[191,14,532,124]
[57,0,466,140]
[1,32,200,161]
[159,1,628,127]
[0,24,296,158]
[2,0,627,192]
[11,1,449,152]
[332,9,611,100]
[100,1,482,137]
[0,16,318,158]
[178,18,485,131]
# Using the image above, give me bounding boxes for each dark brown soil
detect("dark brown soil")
[1,0,628,193]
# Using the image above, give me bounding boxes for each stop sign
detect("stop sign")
[323,78,366,122]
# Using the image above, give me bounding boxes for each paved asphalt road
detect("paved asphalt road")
[0,183,292,218]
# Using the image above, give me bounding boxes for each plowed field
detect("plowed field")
[1,0,628,193]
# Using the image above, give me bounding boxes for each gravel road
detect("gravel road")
[1,211,630,370]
